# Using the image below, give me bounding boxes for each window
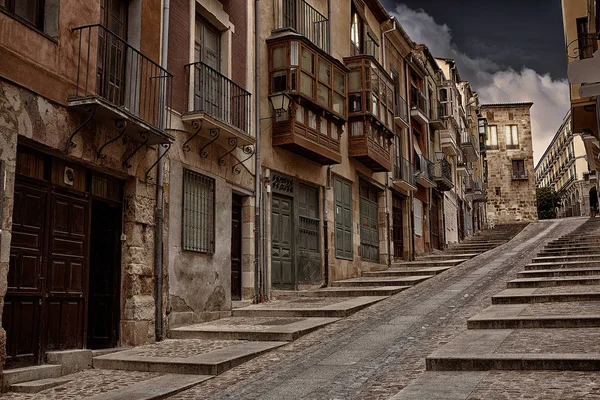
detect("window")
[512,160,527,180]
[350,9,362,55]
[413,198,423,236]
[183,170,215,253]
[1,0,59,36]
[505,125,519,148]
[486,125,498,148]
[334,177,353,259]
[495,187,501,196]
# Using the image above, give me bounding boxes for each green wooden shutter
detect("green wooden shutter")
[334,177,353,259]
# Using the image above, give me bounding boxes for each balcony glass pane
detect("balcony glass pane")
[273,46,286,69]
[300,72,314,97]
[296,104,305,123]
[349,71,361,91]
[333,93,344,115]
[349,93,361,112]
[318,83,330,107]
[320,118,328,136]
[319,60,331,83]
[331,122,339,140]
[272,71,287,92]
[334,70,345,93]
[290,41,299,65]
[372,94,378,117]
[308,110,317,129]
[301,48,314,73]
[351,121,363,137]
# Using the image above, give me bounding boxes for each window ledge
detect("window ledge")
[0,8,58,44]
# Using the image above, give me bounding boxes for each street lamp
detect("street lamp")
[435,151,445,161]
[268,92,292,118]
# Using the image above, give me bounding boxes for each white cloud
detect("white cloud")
[391,4,570,164]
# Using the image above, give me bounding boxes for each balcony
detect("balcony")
[69,24,173,145]
[464,175,475,200]
[393,156,417,193]
[461,130,479,161]
[473,177,486,202]
[441,127,461,156]
[429,99,446,130]
[395,95,409,128]
[410,86,428,124]
[567,33,598,61]
[348,120,392,171]
[433,158,453,191]
[414,155,436,188]
[275,0,329,53]
[183,61,254,146]
[512,170,529,181]
[456,160,468,177]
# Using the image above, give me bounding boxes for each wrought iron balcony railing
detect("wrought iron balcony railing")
[567,33,598,60]
[410,86,428,117]
[393,156,415,186]
[415,154,434,181]
[434,158,453,183]
[512,169,529,180]
[276,0,330,53]
[71,24,172,133]
[395,95,408,125]
[186,61,252,136]
[431,99,444,120]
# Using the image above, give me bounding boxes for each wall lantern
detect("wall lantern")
[435,151,445,161]
[268,92,292,117]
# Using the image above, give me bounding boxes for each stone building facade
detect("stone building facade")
[482,103,538,224]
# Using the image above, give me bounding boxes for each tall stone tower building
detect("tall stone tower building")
[481,103,538,224]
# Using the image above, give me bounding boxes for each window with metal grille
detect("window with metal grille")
[183,169,215,253]
[512,160,527,180]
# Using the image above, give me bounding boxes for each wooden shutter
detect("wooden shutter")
[334,177,353,259]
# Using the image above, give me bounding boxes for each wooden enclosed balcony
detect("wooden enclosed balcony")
[461,130,479,161]
[348,120,392,172]
[267,34,347,164]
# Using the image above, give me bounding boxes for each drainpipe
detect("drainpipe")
[154,0,170,342]
[406,56,415,260]
[254,0,262,303]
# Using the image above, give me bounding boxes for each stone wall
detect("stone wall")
[483,104,538,224]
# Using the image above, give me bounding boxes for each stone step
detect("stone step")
[443,249,488,254]
[93,340,285,375]
[1,364,62,391]
[417,254,478,261]
[286,286,410,297]
[492,288,600,304]
[169,317,339,341]
[362,266,451,277]
[467,314,600,329]
[538,249,600,256]
[232,296,386,318]
[518,267,600,278]
[546,240,600,247]
[8,377,72,394]
[331,276,430,287]
[507,275,600,288]
[427,353,600,371]
[525,260,600,270]
[543,244,600,251]
[531,254,600,263]
[393,259,467,268]
[86,374,212,400]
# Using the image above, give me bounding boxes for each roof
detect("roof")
[480,102,534,108]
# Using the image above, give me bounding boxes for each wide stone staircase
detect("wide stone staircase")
[426,217,600,371]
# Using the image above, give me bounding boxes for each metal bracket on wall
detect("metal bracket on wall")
[145,143,172,182]
[218,138,238,166]
[67,105,96,150]
[182,120,203,152]
[123,132,149,169]
[199,128,220,158]
[98,120,128,159]
[232,145,255,175]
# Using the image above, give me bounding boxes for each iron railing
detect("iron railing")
[415,154,434,181]
[71,24,172,132]
[393,156,415,186]
[461,130,479,150]
[395,95,408,124]
[277,0,330,53]
[434,158,453,183]
[186,61,252,136]
[410,86,428,117]
[512,169,529,180]
[567,33,598,60]
[431,99,444,120]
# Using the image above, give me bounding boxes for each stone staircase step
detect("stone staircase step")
[93,340,285,375]
[86,373,212,400]
[1,364,62,391]
[538,249,600,256]
[232,296,387,318]
[8,377,72,394]
[525,260,600,270]
[417,254,478,261]
[331,276,430,287]
[492,288,600,304]
[169,317,339,341]
[288,286,410,297]
[543,245,600,251]
[507,275,600,288]
[393,259,467,268]
[531,254,600,263]
[362,266,451,277]
[467,314,600,329]
[518,267,600,278]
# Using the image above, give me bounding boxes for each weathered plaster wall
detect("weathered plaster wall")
[444,191,459,244]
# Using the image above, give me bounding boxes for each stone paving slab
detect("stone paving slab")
[9,377,73,393]
[169,317,340,341]
[232,296,387,318]
[282,285,410,297]
[93,339,285,375]
[507,275,600,288]
[331,276,431,287]
[492,287,600,304]
[392,259,468,267]
[362,266,451,277]
[389,371,486,400]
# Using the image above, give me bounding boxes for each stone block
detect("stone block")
[0,230,11,264]
[120,320,154,347]
[46,349,92,375]
[126,263,153,277]
[123,295,155,321]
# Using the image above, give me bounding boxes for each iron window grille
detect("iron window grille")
[183,169,215,253]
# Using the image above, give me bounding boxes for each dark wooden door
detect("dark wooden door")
[392,203,403,259]
[4,182,46,367]
[88,201,121,349]
[458,200,465,241]
[359,183,379,263]
[271,194,294,289]
[43,191,89,353]
[297,184,321,284]
[98,0,129,105]
[231,194,242,301]
[431,195,441,250]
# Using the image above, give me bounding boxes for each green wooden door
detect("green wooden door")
[359,182,380,263]
[297,184,321,284]
[271,194,294,289]
[334,177,353,259]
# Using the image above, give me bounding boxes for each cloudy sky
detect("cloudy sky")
[382,0,570,164]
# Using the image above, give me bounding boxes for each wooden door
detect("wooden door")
[44,191,89,353]
[297,185,321,284]
[231,194,242,301]
[430,195,441,250]
[359,183,379,263]
[87,201,121,349]
[458,200,465,241]
[194,18,221,114]
[392,197,403,258]
[271,194,294,289]
[4,182,46,367]
[98,0,129,105]
[334,177,353,260]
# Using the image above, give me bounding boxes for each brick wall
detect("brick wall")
[222,0,248,89]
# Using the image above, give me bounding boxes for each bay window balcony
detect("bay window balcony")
[429,99,445,130]
[267,35,347,164]
[395,95,409,128]
[414,155,436,188]
[393,155,417,192]
[461,130,479,161]
[69,24,173,145]
[345,55,395,172]
[441,127,461,156]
